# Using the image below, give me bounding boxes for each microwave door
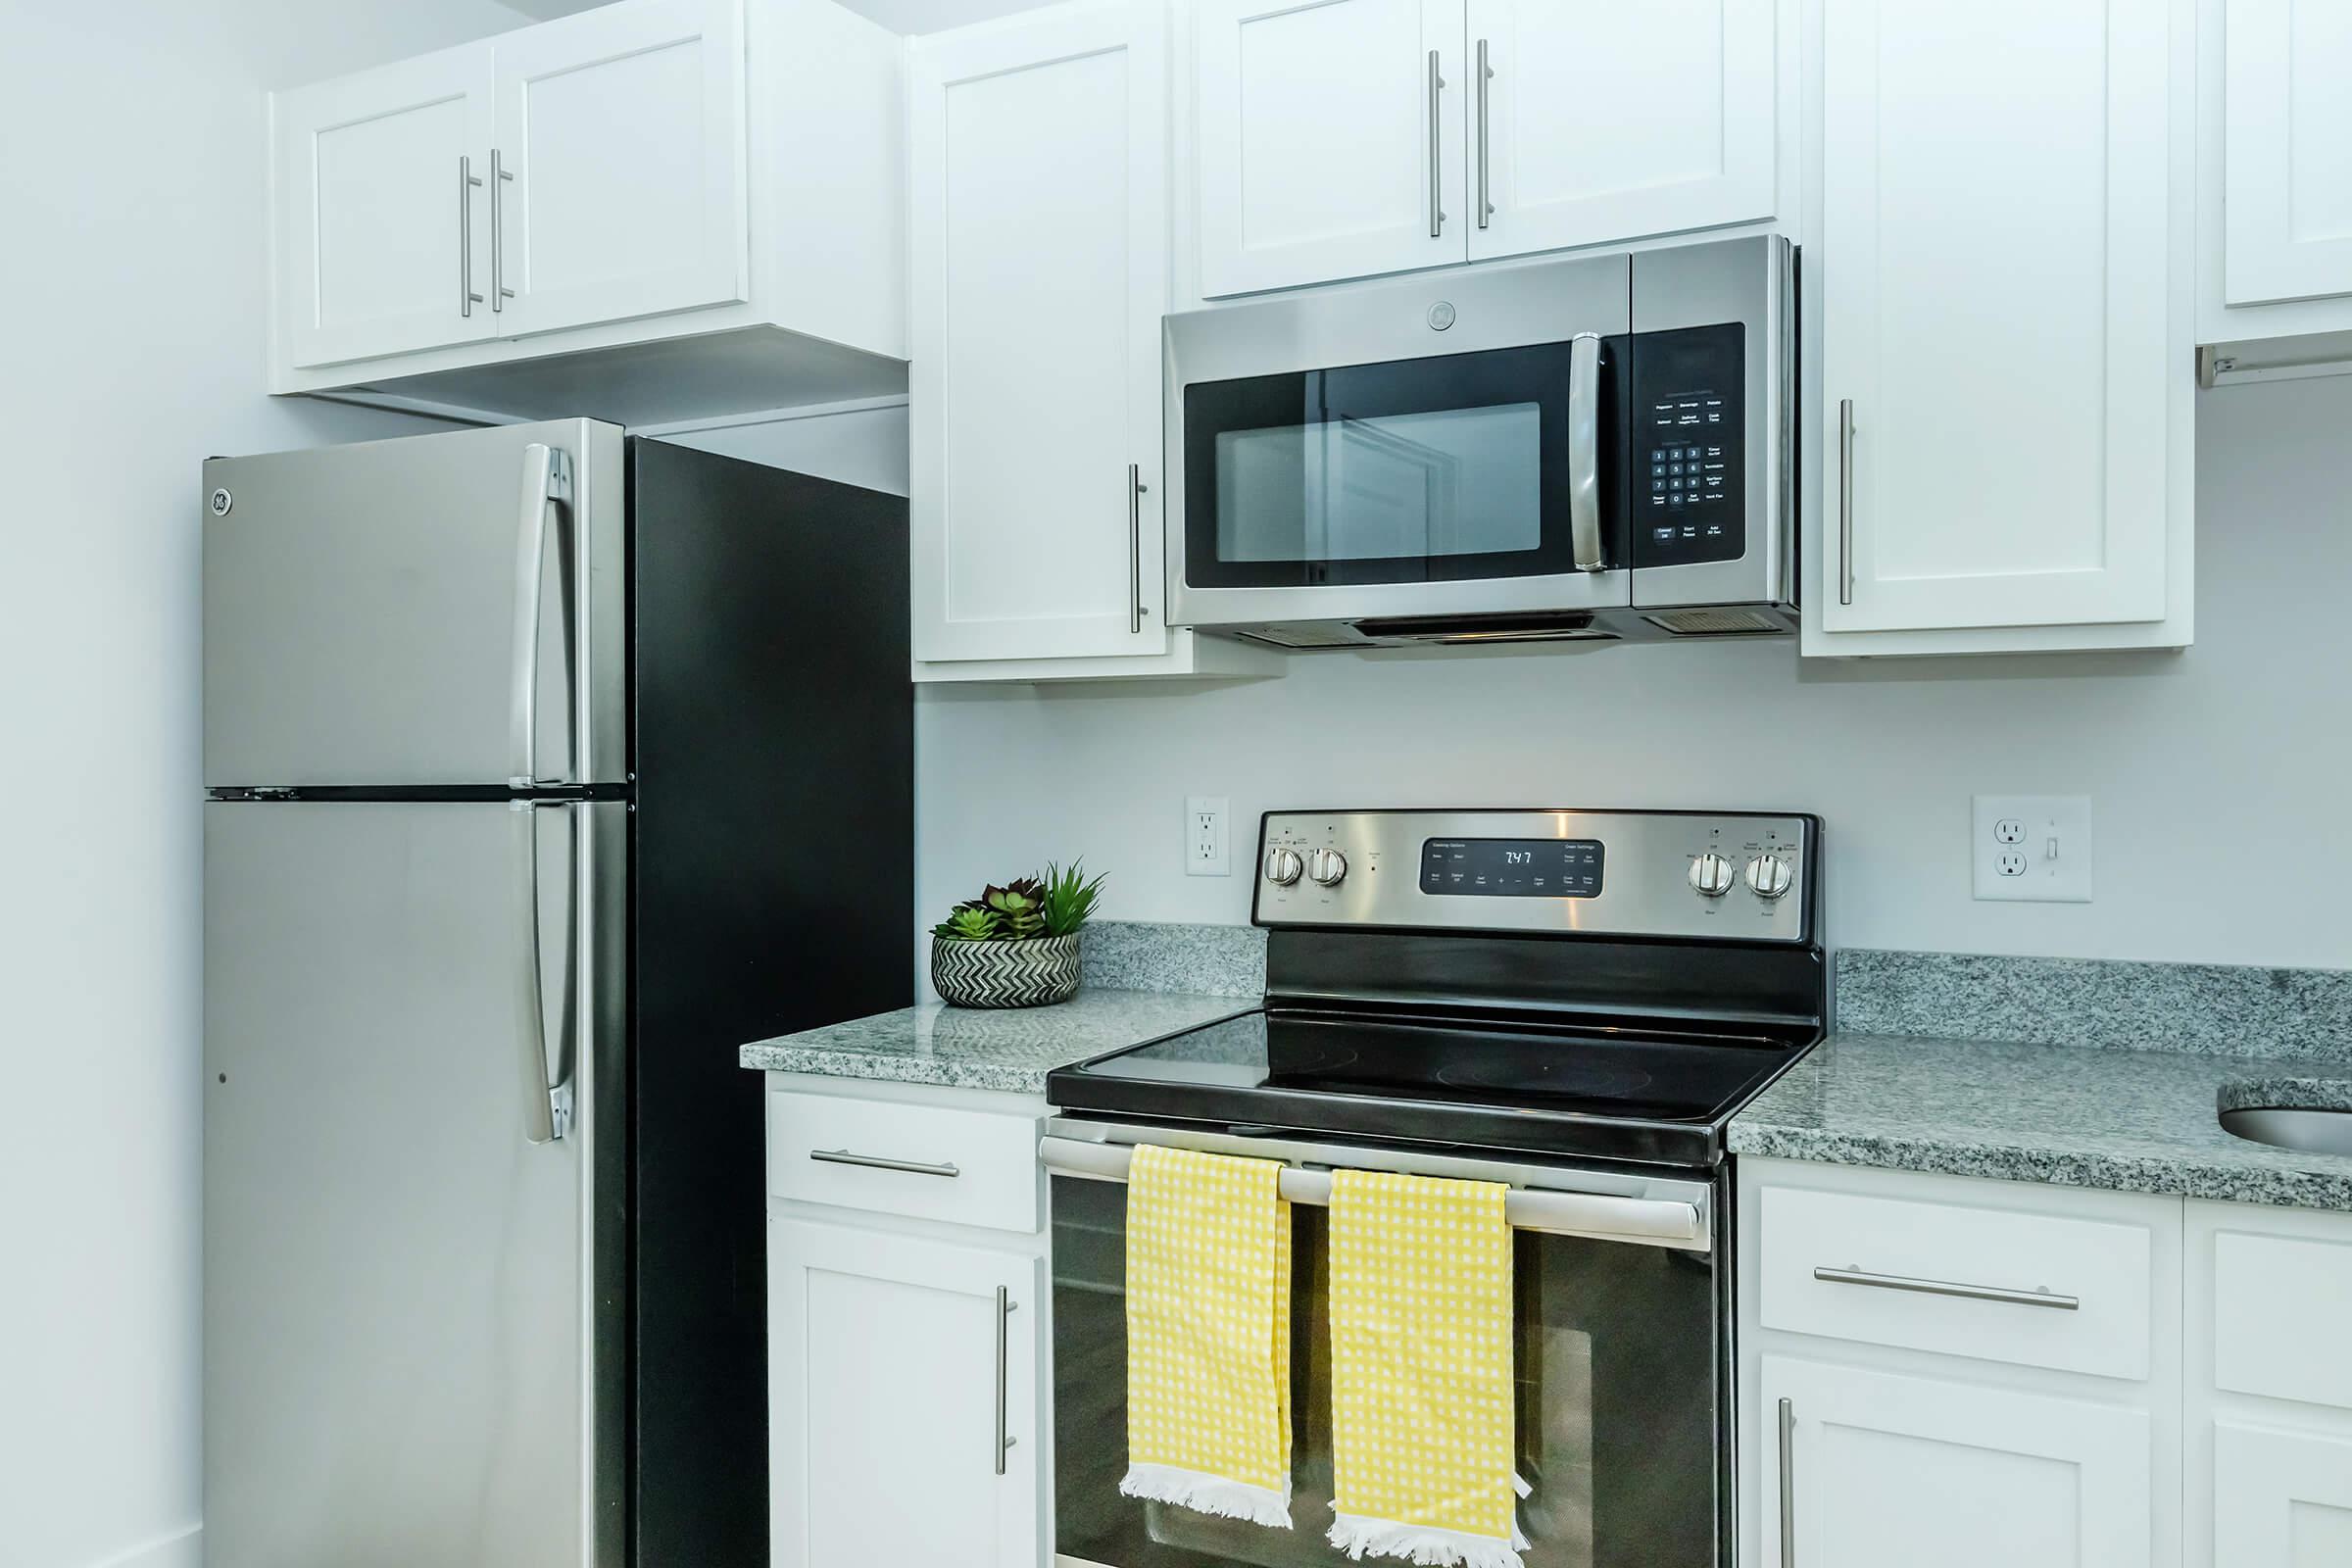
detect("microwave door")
[1165,253,1633,635]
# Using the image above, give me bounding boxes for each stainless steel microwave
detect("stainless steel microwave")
[1163,235,1795,648]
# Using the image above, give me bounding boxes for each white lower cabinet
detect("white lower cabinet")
[769,1219,1042,1567]
[764,1077,1051,1567]
[1761,1357,2153,1567]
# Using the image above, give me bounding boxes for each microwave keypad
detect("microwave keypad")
[1631,325,1744,568]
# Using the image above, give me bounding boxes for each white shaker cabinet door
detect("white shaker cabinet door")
[273,46,498,368]
[908,0,1171,662]
[1194,0,1468,296]
[1465,0,1775,263]
[489,0,749,338]
[1816,0,2183,635]
[2223,0,2352,306]
[2212,1424,2352,1567]
[768,1220,1040,1568]
[1761,1357,2154,1568]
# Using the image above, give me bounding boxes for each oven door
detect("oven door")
[1045,1121,1724,1568]
[1163,255,1633,634]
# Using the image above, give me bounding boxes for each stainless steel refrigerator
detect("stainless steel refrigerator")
[201,418,910,1566]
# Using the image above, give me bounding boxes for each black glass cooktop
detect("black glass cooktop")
[1047,1006,1814,1168]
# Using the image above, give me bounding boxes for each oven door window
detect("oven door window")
[1052,1174,1719,1568]
[1181,340,1626,589]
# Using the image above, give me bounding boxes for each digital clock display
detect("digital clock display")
[1420,838,1604,899]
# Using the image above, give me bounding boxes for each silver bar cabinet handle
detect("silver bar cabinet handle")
[1475,37,1493,229]
[460,157,484,318]
[512,801,572,1145]
[1567,332,1603,570]
[509,443,575,789]
[1427,49,1446,238]
[994,1286,1018,1475]
[1813,1263,2080,1311]
[490,148,516,311]
[809,1149,961,1179]
[1777,1396,1796,1566]
[1128,464,1149,633]
[1837,398,1855,606]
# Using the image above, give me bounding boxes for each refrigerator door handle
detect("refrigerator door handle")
[514,801,575,1144]
[508,443,576,789]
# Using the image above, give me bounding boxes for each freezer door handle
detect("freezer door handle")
[514,801,575,1144]
[508,443,575,789]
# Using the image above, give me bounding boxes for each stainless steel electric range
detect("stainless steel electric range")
[1043,808,1826,1568]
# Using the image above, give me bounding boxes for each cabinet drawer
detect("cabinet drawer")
[1759,1181,2153,1380]
[2213,1224,2352,1410]
[768,1091,1040,1235]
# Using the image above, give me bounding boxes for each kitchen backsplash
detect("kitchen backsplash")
[1081,920,1266,997]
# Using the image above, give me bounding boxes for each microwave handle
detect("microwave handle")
[1567,331,1604,571]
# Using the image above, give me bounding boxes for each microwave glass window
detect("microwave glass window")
[1182,339,1627,589]
[1213,403,1544,564]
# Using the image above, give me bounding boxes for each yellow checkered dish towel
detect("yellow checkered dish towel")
[1327,1168,1529,1568]
[1119,1144,1296,1528]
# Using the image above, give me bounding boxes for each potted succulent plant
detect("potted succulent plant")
[930,861,1105,1008]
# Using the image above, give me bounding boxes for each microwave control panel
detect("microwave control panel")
[1632,323,1744,568]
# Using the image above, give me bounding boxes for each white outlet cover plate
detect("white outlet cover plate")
[1972,795,2092,903]
[1186,795,1230,877]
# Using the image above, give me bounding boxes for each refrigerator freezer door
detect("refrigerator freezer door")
[203,418,625,789]
[204,799,626,1568]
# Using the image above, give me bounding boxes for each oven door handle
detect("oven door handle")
[1038,1136,1701,1247]
[1567,330,1604,571]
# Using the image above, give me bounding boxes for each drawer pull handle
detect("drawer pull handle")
[1814,1264,2079,1311]
[810,1149,961,1179]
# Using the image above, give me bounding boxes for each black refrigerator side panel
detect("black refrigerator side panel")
[627,439,913,1567]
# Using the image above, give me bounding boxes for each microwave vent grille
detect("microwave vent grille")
[1642,608,1788,637]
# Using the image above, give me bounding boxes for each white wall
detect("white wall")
[917,375,2352,971]
[0,4,527,1566]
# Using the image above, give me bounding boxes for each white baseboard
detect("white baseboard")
[85,1524,201,1568]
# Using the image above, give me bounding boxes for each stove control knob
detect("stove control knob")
[1745,853,1794,900]
[1305,847,1348,887]
[1689,852,1737,898]
[1263,847,1304,887]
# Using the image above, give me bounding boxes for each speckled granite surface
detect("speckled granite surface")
[1836,949,2352,1059]
[1731,1033,2352,1212]
[1081,921,1265,998]
[739,988,1251,1094]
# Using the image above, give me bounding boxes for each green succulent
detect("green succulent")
[931,862,1106,941]
[932,906,1002,942]
[1039,860,1106,937]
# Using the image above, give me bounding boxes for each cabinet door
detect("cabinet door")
[2223,0,2352,306]
[490,0,748,338]
[1818,0,2179,632]
[1465,0,1774,263]
[908,0,1171,662]
[768,1220,1040,1568]
[273,46,496,368]
[1761,1357,2153,1568]
[2213,1424,2352,1567]
[1195,0,1466,296]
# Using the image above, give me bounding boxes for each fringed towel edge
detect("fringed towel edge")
[1120,1463,1294,1531]
[1327,1512,1528,1568]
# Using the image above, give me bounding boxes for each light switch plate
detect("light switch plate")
[1973,795,2092,903]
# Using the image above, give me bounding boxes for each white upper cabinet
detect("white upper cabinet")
[908,0,1172,663]
[1194,0,1466,297]
[268,0,905,425]
[2223,0,2352,308]
[1808,0,2192,652]
[490,0,749,337]
[274,48,498,368]
[1465,0,1776,264]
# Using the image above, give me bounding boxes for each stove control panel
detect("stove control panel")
[1254,808,1816,942]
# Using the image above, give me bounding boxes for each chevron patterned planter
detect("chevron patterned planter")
[931,933,1082,1009]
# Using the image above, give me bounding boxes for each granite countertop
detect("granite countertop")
[738,988,1253,1095]
[1731,1032,2352,1212]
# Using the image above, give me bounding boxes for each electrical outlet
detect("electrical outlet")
[1973,795,2092,903]
[1186,796,1230,877]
